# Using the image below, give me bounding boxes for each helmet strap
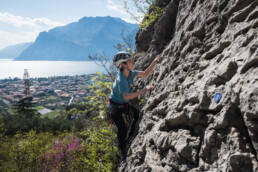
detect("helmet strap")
[125,62,131,71]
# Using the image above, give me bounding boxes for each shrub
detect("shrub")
[140,5,164,29]
[0,116,5,139]
[86,72,112,119]
[7,130,55,171]
[38,135,82,172]
[71,126,119,172]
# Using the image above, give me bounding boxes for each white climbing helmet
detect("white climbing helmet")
[113,51,132,68]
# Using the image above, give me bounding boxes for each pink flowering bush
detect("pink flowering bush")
[38,135,82,172]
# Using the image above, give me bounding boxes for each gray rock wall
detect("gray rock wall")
[120,0,258,171]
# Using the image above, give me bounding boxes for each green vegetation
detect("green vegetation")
[40,110,60,119]
[35,106,45,110]
[124,0,153,23]
[0,73,119,171]
[140,6,164,29]
[0,7,137,169]
[124,0,165,29]
[85,72,112,116]
[46,95,57,102]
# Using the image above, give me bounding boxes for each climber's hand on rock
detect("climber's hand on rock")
[145,85,154,92]
[154,55,161,63]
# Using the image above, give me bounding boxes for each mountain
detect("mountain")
[15,16,138,61]
[0,42,32,59]
[119,0,258,171]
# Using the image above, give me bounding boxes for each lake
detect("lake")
[0,59,106,79]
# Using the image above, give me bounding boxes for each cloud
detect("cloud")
[121,17,139,24]
[0,12,64,29]
[106,0,127,15]
[0,30,36,48]
[0,12,65,49]
[106,0,140,24]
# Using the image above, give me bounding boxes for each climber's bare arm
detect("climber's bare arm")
[137,55,161,78]
[123,85,153,101]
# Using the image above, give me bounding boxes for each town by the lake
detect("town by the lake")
[0,74,95,115]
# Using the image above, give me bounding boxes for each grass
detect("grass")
[47,96,57,101]
[40,110,60,119]
[35,106,45,110]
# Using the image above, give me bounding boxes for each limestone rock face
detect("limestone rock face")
[120,0,258,171]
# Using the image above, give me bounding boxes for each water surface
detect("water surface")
[0,59,106,79]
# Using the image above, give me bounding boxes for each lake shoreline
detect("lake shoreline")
[0,60,107,79]
[0,73,96,81]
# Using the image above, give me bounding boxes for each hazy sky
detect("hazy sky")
[0,0,137,49]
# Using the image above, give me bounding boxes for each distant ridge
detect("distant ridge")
[0,42,32,59]
[15,16,138,61]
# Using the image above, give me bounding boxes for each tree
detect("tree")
[88,28,137,82]
[113,28,136,54]
[85,72,112,118]
[124,0,153,23]
[12,96,38,119]
[0,116,5,139]
[124,0,165,29]
[88,53,117,82]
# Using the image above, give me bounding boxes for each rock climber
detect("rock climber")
[108,51,161,161]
